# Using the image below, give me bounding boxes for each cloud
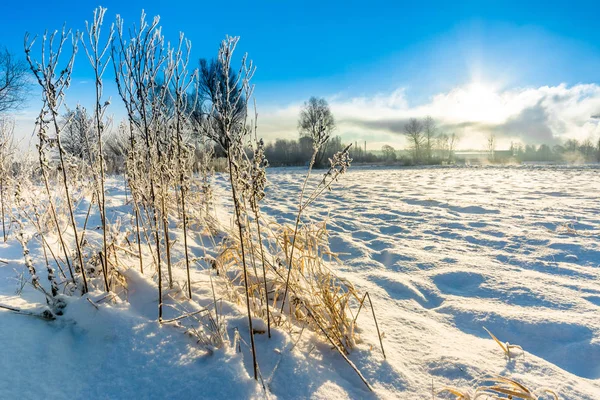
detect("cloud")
[11,82,600,152]
[491,102,554,143]
[259,83,600,150]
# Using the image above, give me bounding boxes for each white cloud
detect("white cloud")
[258,83,600,150]
[11,83,600,152]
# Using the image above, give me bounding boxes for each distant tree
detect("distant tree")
[381,144,397,162]
[537,144,552,161]
[265,138,299,166]
[436,132,455,162]
[298,135,313,161]
[551,144,564,158]
[448,132,458,162]
[404,118,423,162]
[423,116,436,161]
[298,96,335,167]
[487,133,496,162]
[579,138,595,161]
[564,139,579,152]
[104,127,129,174]
[193,57,246,149]
[62,106,95,161]
[263,135,347,167]
[0,48,29,114]
[525,144,537,159]
[321,135,345,163]
[436,133,448,158]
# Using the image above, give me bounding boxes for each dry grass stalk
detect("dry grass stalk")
[483,326,523,360]
[215,217,379,390]
[353,291,386,359]
[439,376,559,399]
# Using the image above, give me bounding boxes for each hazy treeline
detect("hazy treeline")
[402,116,600,165]
[508,139,600,163]
[85,113,600,171]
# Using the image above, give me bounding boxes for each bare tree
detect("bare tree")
[487,133,496,162]
[381,144,397,162]
[404,118,423,162]
[436,131,458,162]
[298,96,336,167]
[423,116,436,162]
[565,139,579,152]
[448,132,458,162]
[0,48,29,113]
[580,138,595,161]
[436,133,449,160]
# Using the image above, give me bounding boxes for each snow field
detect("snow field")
[1,165,599,399]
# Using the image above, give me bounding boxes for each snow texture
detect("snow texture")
[1,165,599,399]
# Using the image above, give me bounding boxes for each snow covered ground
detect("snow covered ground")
[1,165,599,399]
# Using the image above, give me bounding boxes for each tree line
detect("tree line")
[509,139,600,163]
[2,45,599,168]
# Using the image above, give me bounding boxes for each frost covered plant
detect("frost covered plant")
[25,27,89,293]
[165,33,197,299]
[10,185,71,319]
[307,144,353,204]
[81,6,114,291]
[13,180,64,288]
[248,134,271,337]
[122,121,145,274]
[200,35,260,380]
[198,142,215,218]
[162,301,227,353]
[249,137,268,208]
[0,117,16,242]
[13,218,61,316]
[328,145,352,173]
[113,10,171,319]
[279,143,353,313]
[204,71,367,383]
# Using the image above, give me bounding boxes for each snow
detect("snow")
[1,165,600,399]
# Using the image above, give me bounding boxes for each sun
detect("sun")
[458,81,506,124]
[436,80,506,125]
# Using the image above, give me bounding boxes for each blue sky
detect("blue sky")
[2,0,600,149]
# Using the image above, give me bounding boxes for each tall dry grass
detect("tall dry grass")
[3,7,386,392]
